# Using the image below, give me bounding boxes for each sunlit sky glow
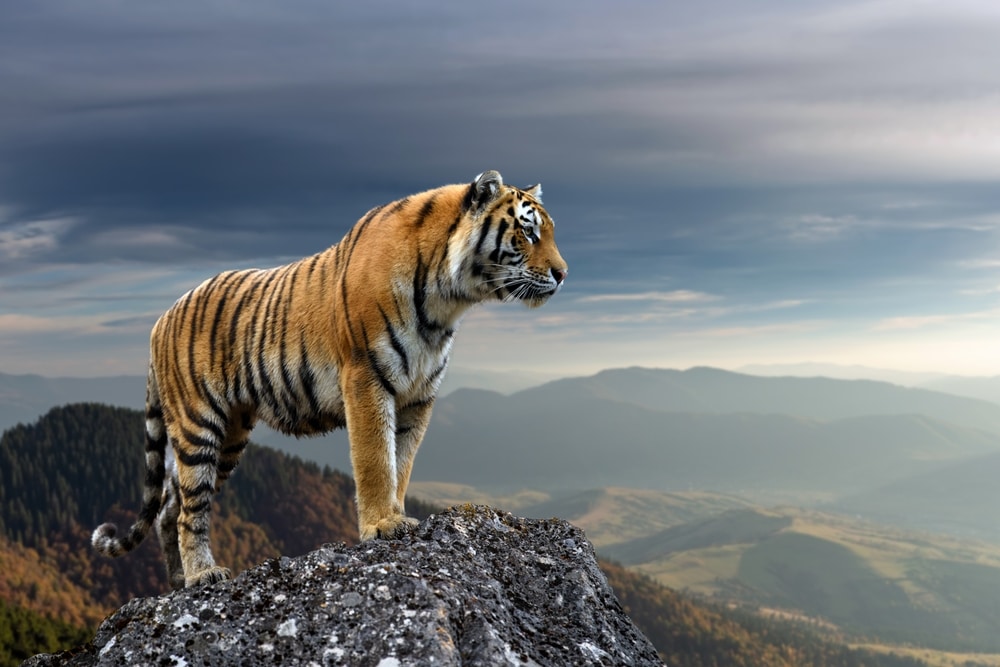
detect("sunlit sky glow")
[3,1,1000,377]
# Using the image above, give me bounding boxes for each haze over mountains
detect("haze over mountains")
[3,365,999,533]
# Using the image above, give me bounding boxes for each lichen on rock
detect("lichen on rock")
[23,505,663,666]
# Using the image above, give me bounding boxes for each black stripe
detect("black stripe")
[174,448,218,469]
[414,194,438,228]
[221,439,248,457]
[239,270,280,405]
[401,396,434,412]
[180,481,216,498]
[461,182,476,212]
[379,306,410,376]
[144,464,165,489]
[218,459,241,477]
[184,405,226,443]
[367,349,397,397]
[138,500,161,524]
[298,338,322,416]
[145,429,166,452]
[306,253,322,279]
[361,322,397,397]
[412,252,439,342]
[176,430,219,456]
[425,359,448,387]
[178,520,208,536]
[276,269,301,423]
[336,202,384,350]
[207,272,243,370]
[254,269,291,414]
[182,500,212,516]
[186,273,225,390]
[489,219,509,263]
[198,379,229,426]
[386,197,410,217]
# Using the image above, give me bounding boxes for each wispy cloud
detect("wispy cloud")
[577,290,720,304]
[0,218,76,261]
[874,308,1000,331]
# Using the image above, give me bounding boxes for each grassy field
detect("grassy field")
[410,482,1000,655]
[613,506,1000,653]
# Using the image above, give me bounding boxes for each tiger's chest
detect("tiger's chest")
[375,321,455,406]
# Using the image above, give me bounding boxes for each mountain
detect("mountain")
[9,367,1000,501]
[516,366,1000,433]
[738,363,947,387]
[0,403,363,627]
[833,450,1000,541]
[0,404,944,667]
[920,375,1000,407]
[0,365,553,437]
[0,373,144,434]
[739,364,1000,408]
[409,387,1000,500]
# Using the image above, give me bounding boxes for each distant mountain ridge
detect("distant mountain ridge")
[6,366,1000,506]
[412,382,1000,500]
[518,366,1000,432]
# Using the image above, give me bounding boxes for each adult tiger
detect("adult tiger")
[91,171,568,588]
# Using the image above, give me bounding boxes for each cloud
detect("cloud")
[0,313,109,335]
[577,290,720,304]
[0,217,76,261]
[873,308,1000,331]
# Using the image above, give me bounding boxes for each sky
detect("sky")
[2,0,1000,378]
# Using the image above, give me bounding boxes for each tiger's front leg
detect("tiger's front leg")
[343,366,418,541]
[394,398,434,513]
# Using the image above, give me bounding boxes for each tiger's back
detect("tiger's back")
[93,170,567,588]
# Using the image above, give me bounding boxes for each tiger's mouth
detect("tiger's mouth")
[503,277,561,307]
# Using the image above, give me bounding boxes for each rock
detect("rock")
[24,505,663,666]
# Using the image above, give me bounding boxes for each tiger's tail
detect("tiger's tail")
[92,366,168,557]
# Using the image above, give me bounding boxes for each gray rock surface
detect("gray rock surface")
[25,505,663,666]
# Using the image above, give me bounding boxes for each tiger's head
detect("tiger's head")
[465,170,568,309]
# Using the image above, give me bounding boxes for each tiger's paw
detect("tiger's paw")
[185,566,231,588]
[361,515,419,541]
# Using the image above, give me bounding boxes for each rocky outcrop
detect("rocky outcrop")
[25,505,663,666]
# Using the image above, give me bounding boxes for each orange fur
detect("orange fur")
[92,171,568,588]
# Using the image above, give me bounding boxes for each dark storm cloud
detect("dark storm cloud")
[3,0,1000,314]
[4,1,870,270]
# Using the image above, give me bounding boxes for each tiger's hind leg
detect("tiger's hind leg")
[155,460,185,590]
[169,408,231,587]
[216,409,254,491]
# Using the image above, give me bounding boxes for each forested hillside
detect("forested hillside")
[0,403,952,666]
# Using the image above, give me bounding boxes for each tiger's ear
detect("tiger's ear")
[470,170,503,210]
[524,183,543,203]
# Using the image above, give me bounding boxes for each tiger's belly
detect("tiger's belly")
[254,360,347,437]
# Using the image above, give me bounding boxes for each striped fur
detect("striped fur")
[91,171,567,588]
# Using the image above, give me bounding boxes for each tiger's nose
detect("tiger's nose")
[551,267,567,285]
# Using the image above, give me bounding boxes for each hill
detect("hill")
[602,506,1000,654]
[833,450,1000,541]
[0,403,362,640]
[921,376,1000,408]
[2,403,943,667]
[518,487,757,547]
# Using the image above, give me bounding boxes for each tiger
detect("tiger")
[91,170,568,588]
